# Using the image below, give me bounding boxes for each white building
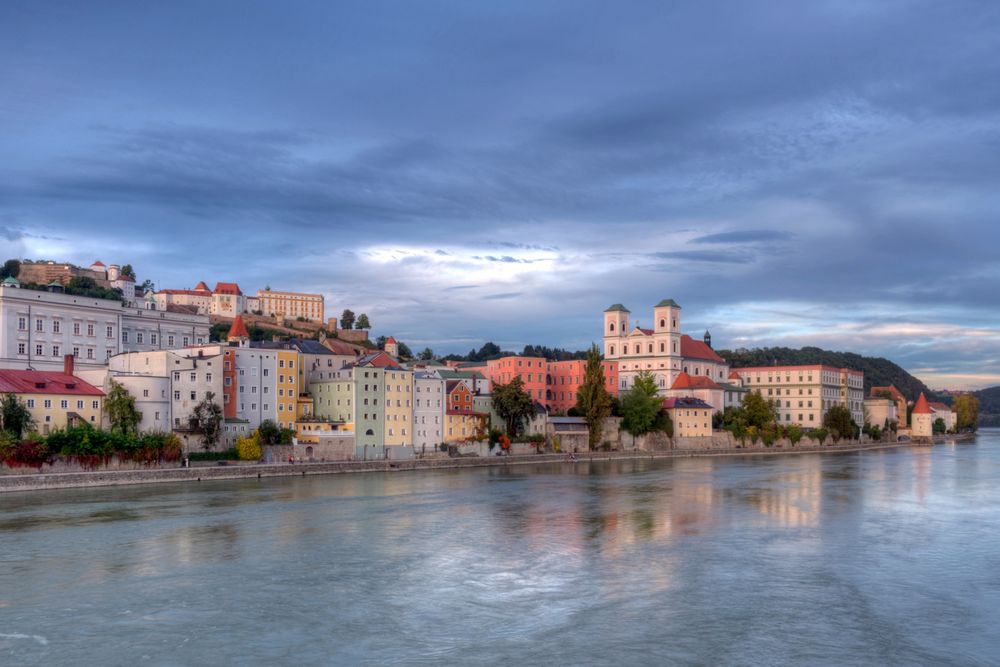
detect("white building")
[863,396,898,429]
[0,283,210,374]
[602,300,729,394]
[732,365,865,427]
[413,369,446,454]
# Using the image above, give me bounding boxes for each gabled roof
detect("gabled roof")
[0,370,104,396]
[158,288,213,297]
[227,315,250,339]
[680,335,725,363]
[928,401,952,412]
[356,351,401,369]
[728,370,742,380]
[670,371,722,390]
[213,282,242,295]
[288,339,334,355]
[912,393,933,415]
[91,260,105,267]
[655,298,681,309]
[385,336,397,345]
[322,338,366,356]
[604,303,630,312]
[194,281,209,291]
[446,378,470,393]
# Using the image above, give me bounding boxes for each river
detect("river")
[2,432,999,666]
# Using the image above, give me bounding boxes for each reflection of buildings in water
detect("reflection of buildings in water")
[745,456,823,528]
[124,523,242,576]
[913,448,931,505]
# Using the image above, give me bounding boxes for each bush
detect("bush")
[5,438,53,468]
[439,443,449,452]
[235,433,262,461]
[188,449,238,461]
[808,428,829,444]
[787,424,803,445]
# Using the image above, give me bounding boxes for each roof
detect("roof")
[322,338,366,356]
[446,409,487,417]
[385,336,397,345]
[91,260,105,267]
[355,351,401,369]
[446,379,470,393]
[662,396,713,410]
[728,370,742,380]
[115,274,135,282]
[670,371,722,390]
[734,365,864,376]
[871,385,905,400]
[158,288,212,297]
[680,335,725,363]
[166,304,200,315]
[635,327,654,336]
[928,401,952,412]
[194,281,209,291]
[604,303,630,312]
[0,370,104,397]
[228,315,250,339]
[549,416,586,424]
[2,276,19,286]
[655,298,681,309]
[288,339,334,355]
[912,393,933,415]
[213,282,242,295]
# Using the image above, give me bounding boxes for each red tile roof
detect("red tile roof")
[385,336,397,344]
[928,401,952,411]
[214,282,243,296]
[194,281,209,291]
[728,370,742,380]
[228,315,250,339]
[158,288,212,297]
[0,370,104,396]
[115,274,135,282]
[871,384,905,401]
[91,260,105,267]
[671,371,722,390]
[680,335,725,363]
[912,393,933,415]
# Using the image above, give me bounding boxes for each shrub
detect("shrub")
[808,428,829,444]
[787,424,803,445]
[6,438,53,468]
[235,433,262,461]
[188,449,238,461]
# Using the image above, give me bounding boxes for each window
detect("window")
[137,333,144,344]
[77,400,84,409]
[51,345,60,357]
[36,318,44,332]
[17,343,25,355]
[174,391,180,400]
[44,400,52,409]
[190,372,197,382]
[18,316,26,330]
[35,344,43,356]
[122,331,129,343]
[182,337,189,346]
[87,324,94,337]
[107,325,114,338]
[73,347,80,357]
[205,373,212,382]
[225,377,232,387]
[26,399,34,408]
[53,320,61,334]
[190,391,196,400]
[168,335,175,346]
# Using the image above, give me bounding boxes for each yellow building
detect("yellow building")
[0,368,104,436]
[663,397,713,438]
[256,288,325,323]
[382,369,413,446]
[445,410,487,443]
[276,349,299,429]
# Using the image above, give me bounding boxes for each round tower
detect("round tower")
[107,264,120,281]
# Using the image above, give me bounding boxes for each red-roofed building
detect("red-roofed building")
[732,365,865,427]
[601,299,730,396]
[911,392,935,437]
[153,280,246,317]
[227,315,250,343]
[384,336,399,358]
[664,371,725,412]
[0,365,104,434]
[871,384,908,427]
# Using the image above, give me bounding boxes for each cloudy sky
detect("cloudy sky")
[2,1,999,389]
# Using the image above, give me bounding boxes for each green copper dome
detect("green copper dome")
[655,299,681,309]
[604,303,630,312]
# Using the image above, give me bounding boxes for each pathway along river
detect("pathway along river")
[2,432,999,666]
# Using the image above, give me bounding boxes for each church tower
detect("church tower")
[603,304,629,359]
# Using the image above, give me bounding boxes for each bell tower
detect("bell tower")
[603,304,629,359]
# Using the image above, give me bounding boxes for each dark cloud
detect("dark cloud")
[692,230,791,244]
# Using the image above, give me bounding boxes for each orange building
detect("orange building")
[545,359,619,413]
[485,356,547,403]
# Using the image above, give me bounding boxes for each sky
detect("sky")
[2,1,999,389]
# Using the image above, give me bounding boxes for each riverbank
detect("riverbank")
[0,433,977,493]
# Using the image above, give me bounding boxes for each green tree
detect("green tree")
[340,309,356,330]
[376,335,387,350]
[104,380,141,437]
[120,264,136,279]
[953,394,979,431]
[139,279,154,294]
[1,259,20,280]
[418,347,434,361]
[396,342,413,359]
[619,371,666,446]
[823,405,856,442]
[257,419,281,445]
[933,417,947,435]
[575,344,613,450]
[189,392,223,451]
[355,313,371,329]
[0,393,35,439]
[492,377,535,438]
[742,391,779,429]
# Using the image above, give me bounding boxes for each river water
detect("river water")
[2,433,999,666]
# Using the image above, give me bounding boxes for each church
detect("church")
[602,300,730,407]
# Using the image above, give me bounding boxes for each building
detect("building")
[870,384,909,428]
[445,379,486,442]
[545,359,619,413]
[863,396,898,430]
[911,393,934,438]
[602,300,729,394]
[153,281,247,317]
[256,288,324,323]
[722,371,749,409]
[663,397,714,438]
[0,359,104,435]
[413,369,446,454]
[928,401,956,432]
[664,371,725,412]
[483,356,547,403]
[0,282,210,373]
[732,365,865,427]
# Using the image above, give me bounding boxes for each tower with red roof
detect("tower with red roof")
[911,392,934,438]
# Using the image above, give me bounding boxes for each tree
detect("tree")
[742,391,779,429]
[1,259,20,280]
[257,419,281,445]
[933,417,947,435]
[355,313,371,329]
[823,405,856,442]
[953,394,980,431]
[235,432,262,461]
[0,393,35,439]
[189,392,223,450]
[396,342,413,359]
[376,335,387,350]
[419,347,434,361]
[104,380,141,437]
[492,377,535,438]
[120,264,136,279]
[340,309,356,330]
[619,371,666,446]
[575,344,613,450]
[139,279,155,294]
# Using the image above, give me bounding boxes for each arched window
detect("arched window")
[672,319,677,328]
[610,345,615,355]
[365,429,374,436]
[609,322,615,332]
[659,319,665,328]
[684,366,688,373]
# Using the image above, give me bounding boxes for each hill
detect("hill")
[973,386,1000,427]
[716,346,933,400]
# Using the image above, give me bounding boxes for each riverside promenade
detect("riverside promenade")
[0,435,974,493]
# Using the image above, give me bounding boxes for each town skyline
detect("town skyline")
[3,2,999,390]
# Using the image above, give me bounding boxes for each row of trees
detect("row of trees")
[339,309,372,330]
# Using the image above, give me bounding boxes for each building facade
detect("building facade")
[732,365,865,427]
[663,397,714,438]
[256,289,324,322]
[0,364,104,435]
[413,370,445,454]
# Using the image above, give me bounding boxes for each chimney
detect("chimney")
[64,353,74,376]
